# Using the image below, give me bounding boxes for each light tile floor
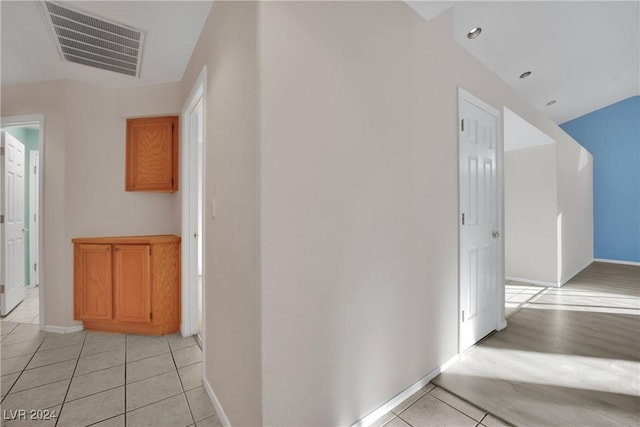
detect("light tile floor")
[0,287,517,427]
[1,322,221,427]
[371,383,510,427]
[1,287,40,325]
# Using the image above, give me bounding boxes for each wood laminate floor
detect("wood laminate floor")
[434,262,640,427]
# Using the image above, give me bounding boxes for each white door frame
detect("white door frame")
[1,114,45,330]
[181,66,207,338]
[457,88,506,354]
[29,150,40,286]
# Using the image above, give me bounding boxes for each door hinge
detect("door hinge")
[462,310,465,322]
[0,147,4,156]
[34,263,37,272]
[34,165,37,174]
[0,285,4,293]
[461,119,465,131]
[461,213,465,225]
[0,214,4,224]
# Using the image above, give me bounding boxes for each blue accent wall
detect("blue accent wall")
[560,96,640,263]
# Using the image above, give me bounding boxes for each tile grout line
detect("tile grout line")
[86,413,123,427]
[426,388,482,424]
[126,391,188,418]
[55,331,89,427]
[505,286,550,319]
[391,389,427,418]
[6,348,82,372]
[431,385,515,427]
[60,383,123,405]
[168,335,197,426]
[1,330,50,402]
[5,371,78,397]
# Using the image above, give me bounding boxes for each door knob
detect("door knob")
[492,231,500,238]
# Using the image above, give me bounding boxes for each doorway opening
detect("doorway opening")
[181,67,206,347]
[502,107,555,316]
[1,115,44,329]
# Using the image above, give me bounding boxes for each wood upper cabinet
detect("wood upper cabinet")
[73,235,180,335]
[126,116,179,192]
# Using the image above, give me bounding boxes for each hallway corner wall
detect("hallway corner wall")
[561,96,639,264]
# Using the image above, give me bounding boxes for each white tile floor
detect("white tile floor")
[1,322,221,426]
[1,287,40,325]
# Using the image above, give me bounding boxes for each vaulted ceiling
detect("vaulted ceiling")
[2,1,638,124]
[409,1,640,123]
[0,1,212,88]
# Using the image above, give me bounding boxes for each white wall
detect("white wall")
[259,3,459,425]
[504,137,593,287]
[557,139,593,284]
[1,80,181,327]
[180,1,262,425]
[505,145,558,284]
[258,2,594,425]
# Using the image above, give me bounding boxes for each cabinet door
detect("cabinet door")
[74,244,112,320]
[126,116,178,192]
[114,244,151,323]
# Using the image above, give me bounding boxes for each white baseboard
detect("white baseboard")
[351,354,461,427]
[594,258,640,267]
[505,276,554,287]
[203,376,231,427]
[43,324,84,334]
[559,259,594,286]
[507,259,594,289]
[497,319,507,331]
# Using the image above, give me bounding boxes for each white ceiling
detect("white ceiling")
[408,1,640,124]
[1,1,213,88]
[2,1,638,124]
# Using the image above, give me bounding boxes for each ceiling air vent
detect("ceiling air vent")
[42,1,145,77]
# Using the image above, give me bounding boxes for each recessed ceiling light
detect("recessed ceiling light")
[467,27,482,39]
[519,71,532,79]
[546,100,557,106]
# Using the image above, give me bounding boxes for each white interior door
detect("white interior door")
[181,66,206,340]
[30,150,40,286]
[459,90,501,352]
[1,131,26,315]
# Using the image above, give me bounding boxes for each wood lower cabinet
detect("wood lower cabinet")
[114,244,151,324]
[74,244,113,321]
[73,235,180,335]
